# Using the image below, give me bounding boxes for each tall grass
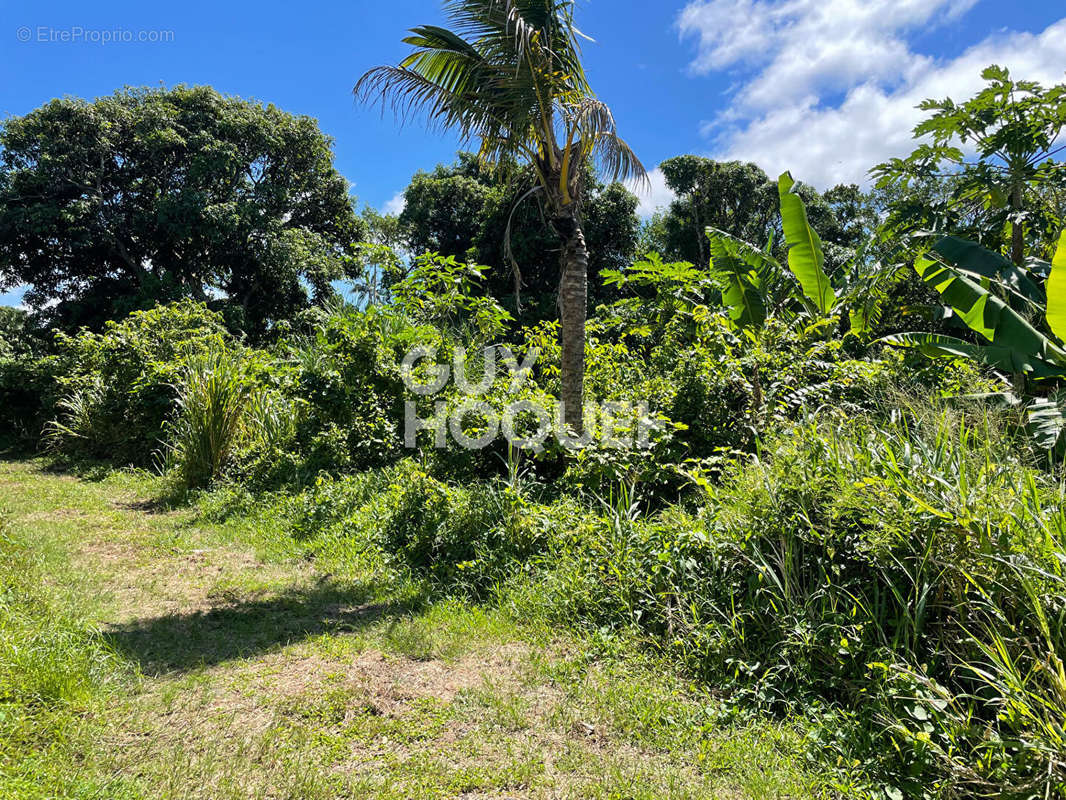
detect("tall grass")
[275,403,1066,795]
[164,349,301,491]
[164,350,253,490]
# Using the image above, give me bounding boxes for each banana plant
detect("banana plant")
[884,230,1066,454]
[882,233,1066,377]
[704,171,899,335]
[778,172,837,315]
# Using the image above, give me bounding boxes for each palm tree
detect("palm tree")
[355,0,647,433]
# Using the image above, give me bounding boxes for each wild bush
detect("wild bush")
[279,402,1062,795]
[46,300,230,465]
[0,356,63,451]
[284,304,434,474]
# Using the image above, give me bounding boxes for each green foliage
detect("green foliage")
[278,404,1064,797]
[46,300,231,465]
[874,65,1066,264]
[707,235,769,329]
[391,253,513,342]
[0,356,62,451]
[356,1,647,430]
[396,154,641,316]
[1046,229,1066,340]
[889,238,1066,375]
[648,157,872,272]
[5,57,1065,795]
[164,349,257,490]
[884,234,1066,455]
[284,304,429,475]
[696,173,904,338]
[0,85,364,335]
[778,172,838,316]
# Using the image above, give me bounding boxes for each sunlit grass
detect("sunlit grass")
[0,460,830,799]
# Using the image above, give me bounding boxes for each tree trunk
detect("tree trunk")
[1011,184,1025,266]
[556,212,589,435]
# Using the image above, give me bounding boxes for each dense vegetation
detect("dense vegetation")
[0,86,364,335]
[3,3,1066,797]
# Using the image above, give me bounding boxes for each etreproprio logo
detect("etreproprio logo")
[400,345,665,452]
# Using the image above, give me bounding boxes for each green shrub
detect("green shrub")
[285,305,427,474]
[523,407,1063,796]
[46,300,231,464]
[279,402,1061,796]
[163,349,255,489]
[0,356,63,451]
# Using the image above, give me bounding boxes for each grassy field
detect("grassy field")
[0,459,836,800]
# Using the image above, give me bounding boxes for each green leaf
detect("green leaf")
[1045,230,1066,342]
[706,231,766,329]
[777,172,836,315]
[881,332,1066,378]
[1027,395,1066,455]
[913,251,1066,372]
[931,236,1044,310]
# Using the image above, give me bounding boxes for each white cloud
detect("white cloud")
[678,0,1066,188]
[627,168,677,217]
[383,191,406,216]
[680,0,976,110]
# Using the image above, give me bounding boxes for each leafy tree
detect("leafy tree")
[396,153,639,317]
[651,158,778,266]
[356,0,647,432]
[647,157,869,274]
[874,65,1066,265]
[0,307,30,359]
[0,86,365,335]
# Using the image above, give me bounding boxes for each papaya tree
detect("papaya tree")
[873,66,1066,266]
[355,0,647,433]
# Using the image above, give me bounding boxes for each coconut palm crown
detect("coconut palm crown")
[355,0,648,432]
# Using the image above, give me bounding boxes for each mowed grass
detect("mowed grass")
[0,459,835,799]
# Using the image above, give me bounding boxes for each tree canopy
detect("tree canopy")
[644,157,875,274]
[0,85,365,335]
[395,154,640,318]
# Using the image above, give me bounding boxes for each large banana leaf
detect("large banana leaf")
[931,236,1046,311]
[1045,230,1066,341]
[706,232,766,329]
[778,172,837,315]
[914,252,1066,371]
[882,332,1066,378]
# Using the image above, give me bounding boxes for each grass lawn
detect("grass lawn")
[0,459,837,799]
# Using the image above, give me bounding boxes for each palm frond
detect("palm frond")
[356,0,643,197]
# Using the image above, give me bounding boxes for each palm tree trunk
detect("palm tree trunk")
[556,213,588,435]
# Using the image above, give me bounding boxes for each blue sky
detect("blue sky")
[2,0,1065,308]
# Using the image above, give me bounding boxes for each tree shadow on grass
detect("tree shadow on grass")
[103,577,427,675]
